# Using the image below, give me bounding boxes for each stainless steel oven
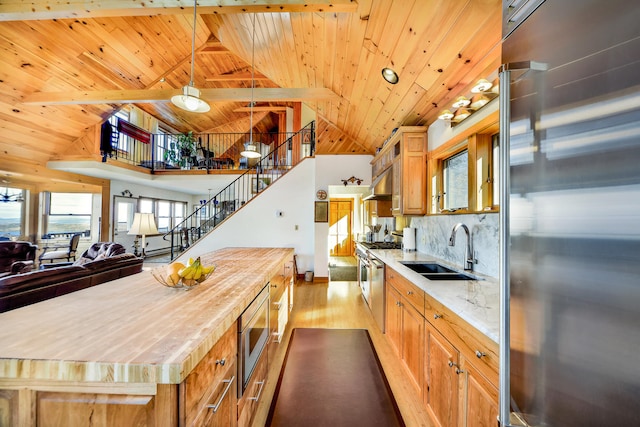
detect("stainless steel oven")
[355,245,371,308]
[238,284,269,397]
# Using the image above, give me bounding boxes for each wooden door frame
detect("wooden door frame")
[329,198,353,256]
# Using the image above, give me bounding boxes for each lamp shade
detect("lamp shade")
[241,143,261,158]
[171,85,210,113]
[128,213,159,236]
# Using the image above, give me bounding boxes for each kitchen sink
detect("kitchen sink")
[421,272,480,281]
[399,262,481,281]
[399,262,456,274]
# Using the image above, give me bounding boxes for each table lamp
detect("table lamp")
[128,213,159,257]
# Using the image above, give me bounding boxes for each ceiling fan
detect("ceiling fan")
[0,187,24,203]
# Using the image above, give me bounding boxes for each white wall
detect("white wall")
[314,154,373,277]
[109,180,196,253]
[181,159,316,274]
[178,154,374,278]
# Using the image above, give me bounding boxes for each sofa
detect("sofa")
[0,242,143,313]
[0,241,37,278]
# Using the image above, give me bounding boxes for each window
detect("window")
[0,187,24,239]
[157,201,172,232]
[109,110,131,153]
[443,149,468,210]
[427,112,499,214]
[46,192,92,237]
[119,197,187,235]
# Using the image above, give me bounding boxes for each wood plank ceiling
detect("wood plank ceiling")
[0,0,502,187]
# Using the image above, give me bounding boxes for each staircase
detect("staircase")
[162,122,315,260]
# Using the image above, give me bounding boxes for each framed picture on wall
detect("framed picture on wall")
[314,201,328,223]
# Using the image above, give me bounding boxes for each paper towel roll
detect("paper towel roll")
[403,227,416,251]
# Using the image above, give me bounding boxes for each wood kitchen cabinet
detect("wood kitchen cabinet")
[385,267,425,394]
[424,320,460,427]
[372,126,427,216]
[424,292,499,427]
[460,354,499,427]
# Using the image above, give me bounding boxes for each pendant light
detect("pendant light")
[241,13,261,159]
[171,0,210,113]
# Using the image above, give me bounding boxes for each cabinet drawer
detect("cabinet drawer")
[192,362,237,427]
[183,323,238,426]
[424,294,498,380]
[237,347,268,427]
[386,267,424,315]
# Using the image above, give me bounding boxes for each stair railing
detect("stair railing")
[163,122,315,259]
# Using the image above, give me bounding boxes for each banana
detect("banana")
[192,263,203,281]
[178,264,195,280]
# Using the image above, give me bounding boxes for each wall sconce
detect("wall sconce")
[341,176,363,186]
[470,94,490,109]
[438,110,454,120]
[452,96,471,109]
[438,72,499,124]
[452,108,471,122]
[471,79,493,93]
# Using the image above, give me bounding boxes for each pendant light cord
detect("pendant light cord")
[250,13,256,144]
[189,0,197,87]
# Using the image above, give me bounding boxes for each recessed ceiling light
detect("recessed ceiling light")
[381,68,399,84]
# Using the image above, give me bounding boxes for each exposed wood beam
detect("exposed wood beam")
[205,71,269,81]
[0,0,358,22]
[233,106,289,112]
[23,87,340,105]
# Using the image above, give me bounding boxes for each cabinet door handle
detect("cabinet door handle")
[207,376,235,413]
[407,291,413,295]
[248,380,265,401]
[455,368,463,375]
[215,358,226,366]
[475,350,486,359]
[434,313,442,320]
[448,360,458,368]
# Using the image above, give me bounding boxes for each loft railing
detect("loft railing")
[105,116,308,172]
[162,122,315,259]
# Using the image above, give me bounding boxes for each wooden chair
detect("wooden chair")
[39,233,81,264]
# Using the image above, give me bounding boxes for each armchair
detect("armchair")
[0,241,37,277]
[39,233,81,264]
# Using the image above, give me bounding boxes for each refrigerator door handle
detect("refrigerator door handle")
[498,65,513,427]
[498,60,547,427]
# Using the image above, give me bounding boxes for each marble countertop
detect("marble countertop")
[362,246,499,343]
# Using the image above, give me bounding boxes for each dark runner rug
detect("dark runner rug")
[329,265,357,281]
[267,328,404,427]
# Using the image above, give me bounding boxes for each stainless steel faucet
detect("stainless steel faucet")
[448,223,475,271]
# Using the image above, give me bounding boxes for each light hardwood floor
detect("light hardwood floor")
[252,279,434,427]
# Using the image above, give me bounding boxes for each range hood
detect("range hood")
[363,168,392,201]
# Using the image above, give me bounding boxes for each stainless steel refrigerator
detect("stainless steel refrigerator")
[499,1,640,426]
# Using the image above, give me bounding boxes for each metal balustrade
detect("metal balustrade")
[105,116,312,173]
[161,122,315,259]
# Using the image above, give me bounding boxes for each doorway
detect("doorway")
[329,198,353,257]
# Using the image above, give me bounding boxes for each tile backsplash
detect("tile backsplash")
[410,213,499,278]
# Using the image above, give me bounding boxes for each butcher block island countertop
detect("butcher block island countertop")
[0,247,294,385]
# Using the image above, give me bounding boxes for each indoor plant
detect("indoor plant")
[164,131,197,169]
